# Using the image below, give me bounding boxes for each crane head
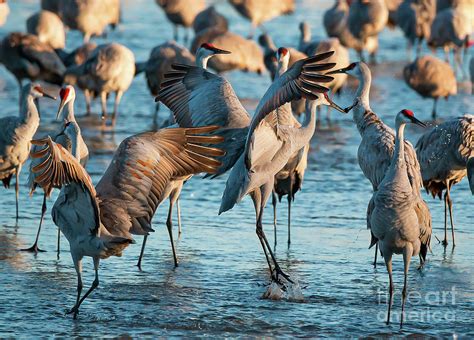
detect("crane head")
[57,85,76,120]
[327,62,358,76]
[200,43,231,56]
[29,84,56,100]
[398,109,426,127]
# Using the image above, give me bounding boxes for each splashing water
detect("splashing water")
[262,277,304,302]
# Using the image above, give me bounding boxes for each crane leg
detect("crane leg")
[15,165,21,221]
[416,38,422,58]
[111,91,123,128]
[174,25,178,41]
[373,242,378,268]
[272,191,277,246]
[84,89,92,116]
[57,227,61,258]
[67,257,100,319]
[136,235,148,270]
[287,194,291,247]
[454,48,466,79]
[384,254,394,325]
[442,190,448,247]
[431,98,438,121]
[83,33,91,44]
[166,199,179,267]
[400,244,413,328]
[247,23,256,39]
[21,194,47,252]
[153,102,160,128]
[100,91,108,129]
[444,46,450,63]
[67,255,83,319]
[176,198,182,236]
[446,185,456,247]
[252,190,273,275]
[260,182,293,283]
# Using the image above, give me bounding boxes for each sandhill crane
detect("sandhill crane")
[135,41,195,125]
[328,62,426,267]
[323,1,379,62]
[298,22,320,55]
[228,0,295,38]
[428,7,472,76]
[396,0,437,58]
[59,42,97,68]
[135,43,231,269]
[64,43,135,128]
[416,115,474,247]
[369,109,431,327]
[23,85,89,253]
[272,128,309,246]
[158,49,342,284]
[348,0,388,60]
[156,0,205,43]
[29,125,224,318]
[403,55,457,119]
[59,0,121,43]
[0,0,9,26]
[193,5,228,34]
[315,38,349,98]
[258,33,307,115]
[0,33,66,94]
[26,10,66,50]
[386,0,403,28]
[0,83,55,220]
[41,0,60,14]
[470,56,474,94]
[192,30,265,74]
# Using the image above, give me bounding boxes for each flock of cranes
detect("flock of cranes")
[0,0,473,329]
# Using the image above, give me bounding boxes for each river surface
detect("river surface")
[1,0,473,337]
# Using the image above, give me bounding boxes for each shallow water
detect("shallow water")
[1,0,473,337]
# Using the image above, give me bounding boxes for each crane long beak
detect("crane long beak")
[343,100,358,113]
[327,98,346,113]
[42,92,57,100]
[212,47,231,55]
[326,66,350,75]
[410,116,427,127]
[56,98,66,120]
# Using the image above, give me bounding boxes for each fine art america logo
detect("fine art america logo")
[376,286,457,323]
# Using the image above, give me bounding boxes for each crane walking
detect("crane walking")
[328,62,425,267]
[369,109,431,327]
[0,83,55,221]
[416,115,474,247]
[23,85,89,253]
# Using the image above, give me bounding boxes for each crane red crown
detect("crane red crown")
[401,109,414,117]
[60,87,70,100]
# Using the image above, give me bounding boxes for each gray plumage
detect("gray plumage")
[323,0,379,61]
[192,6,228,34]
[416,115,474,246]
[0,32,66,89]
[403,55,457,119]
[369,110,432,327]
[348,0,389,41]
[329,62,425,267]
[229,0,295,37]
[59,0,121,43]
[26,10,66,49]
[298,22,321,55]
[258,33,307,115]
[396,0,437,56]
[25,86,89,253]
[156,0,205,42]
[64,43,135,127]
[0,84,54,220]
[30,125,225,318]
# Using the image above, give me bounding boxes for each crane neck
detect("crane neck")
[392,119,406,170]
[355,67,371,111]
[69,129,80,160]
[300,101,318,144]
[64,100,76,122]
[196,50,212,69]
[20,92,40,124]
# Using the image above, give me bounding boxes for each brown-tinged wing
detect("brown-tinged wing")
[95,126,225,240]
